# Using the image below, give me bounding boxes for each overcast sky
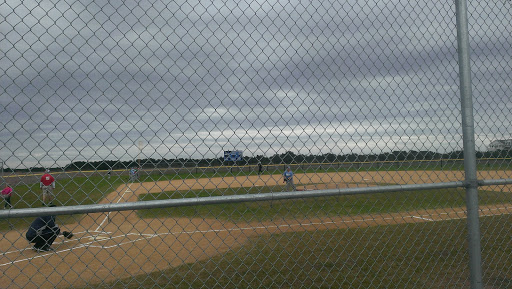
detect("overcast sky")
[1,0,511,169]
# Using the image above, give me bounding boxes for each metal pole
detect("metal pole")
[455,0,483,288]
[0,161,4,188]
[138,140,143,181]
[138,140,143,168]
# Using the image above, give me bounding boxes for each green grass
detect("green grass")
[3,167,511,230]
[1,169,508,288]
[134,163,512,181]
[0,175,129,231]
[86,214,512,288]
[137,186,509,222]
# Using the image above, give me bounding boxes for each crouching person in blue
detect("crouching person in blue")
[26,204,73,252]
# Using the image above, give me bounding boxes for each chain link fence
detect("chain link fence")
[1,0,512,288]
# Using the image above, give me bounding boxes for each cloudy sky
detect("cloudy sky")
[1,0,511,169]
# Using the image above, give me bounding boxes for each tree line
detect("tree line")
[6,149,512,173]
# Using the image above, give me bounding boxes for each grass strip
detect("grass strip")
[137,187,509,222]
[87,214,512,288]
[0,175,128,231]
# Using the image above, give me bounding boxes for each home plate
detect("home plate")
[88,236,109,241]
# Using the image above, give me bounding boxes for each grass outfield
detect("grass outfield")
[141,162,512,179]
[0,173,189,231]
[2,171,510,288]
[137,186,511,222]
[2,170,511,229]
[87,214,512,289]
[0,175,128,231]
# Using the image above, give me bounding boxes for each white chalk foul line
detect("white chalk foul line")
[95,184,133,232]
[412,216,434,221]
[3,205,512,268]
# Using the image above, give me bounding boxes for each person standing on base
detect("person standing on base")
[1,184,13,209]
[40,169,55,206]
[130,167,138,182]
[283,166,296,191]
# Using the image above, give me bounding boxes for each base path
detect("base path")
[0,171,511,288]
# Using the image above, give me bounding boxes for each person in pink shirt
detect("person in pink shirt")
[40,169,56,206]
[1,185,13,209]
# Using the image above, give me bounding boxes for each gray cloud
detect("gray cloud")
[1,0,511,168]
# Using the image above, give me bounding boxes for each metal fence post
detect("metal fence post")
[455,0,483,288]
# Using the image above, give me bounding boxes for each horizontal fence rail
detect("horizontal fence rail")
[0,181,468,219]
[3,178,512,220]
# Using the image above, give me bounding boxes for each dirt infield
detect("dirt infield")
[1,170,511,288]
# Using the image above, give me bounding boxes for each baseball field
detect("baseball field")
[1,170,512,288]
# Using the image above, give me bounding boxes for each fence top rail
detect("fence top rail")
[0,181,467,219]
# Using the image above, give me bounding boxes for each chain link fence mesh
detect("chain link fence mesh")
[1,0,512,288]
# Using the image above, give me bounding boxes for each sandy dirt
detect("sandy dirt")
[0,170,511,288]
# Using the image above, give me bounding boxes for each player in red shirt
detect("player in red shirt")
[1,185,13,209]
[40,169,56,206]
